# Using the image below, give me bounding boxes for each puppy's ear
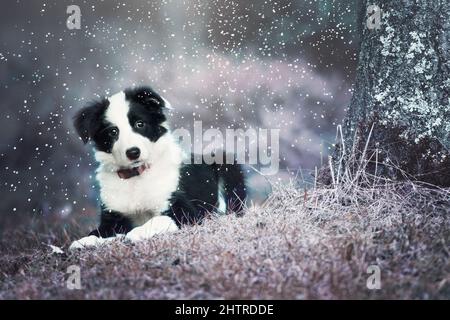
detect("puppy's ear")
[125,86,170,110]
[73,99,109,144]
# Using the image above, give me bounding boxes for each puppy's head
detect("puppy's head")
[74,86,171,171]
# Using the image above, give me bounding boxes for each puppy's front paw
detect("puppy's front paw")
[69,235,105,250]
[126,216,179,242]
[69,234,121,250]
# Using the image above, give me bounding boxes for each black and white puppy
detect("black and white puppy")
[70,86,246,249]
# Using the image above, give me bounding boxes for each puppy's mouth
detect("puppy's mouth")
[117,163,150,180]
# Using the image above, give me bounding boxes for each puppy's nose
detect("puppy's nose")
[126,147,141,160]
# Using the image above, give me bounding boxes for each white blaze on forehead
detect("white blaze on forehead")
[105,91,130,129]
[103,90,145,164]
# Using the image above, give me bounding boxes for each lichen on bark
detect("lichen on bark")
[338,0,450,186]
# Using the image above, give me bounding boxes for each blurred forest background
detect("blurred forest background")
[0,0,359,231]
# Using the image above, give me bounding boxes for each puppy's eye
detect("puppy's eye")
[108,127,119,137]
[134,120,145,129]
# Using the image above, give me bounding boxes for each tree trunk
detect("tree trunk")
[337,0,450,187]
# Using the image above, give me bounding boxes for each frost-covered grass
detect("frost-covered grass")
[0,174,449,299]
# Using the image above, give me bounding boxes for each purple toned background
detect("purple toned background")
[0,0,358,229]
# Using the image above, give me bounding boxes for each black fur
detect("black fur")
[73,99,110,145]
[125,87,168,142]
[89,205,133,237]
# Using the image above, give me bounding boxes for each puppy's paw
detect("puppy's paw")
[69,235,120,250]
[126,216,179,242]
[69,235,104,250]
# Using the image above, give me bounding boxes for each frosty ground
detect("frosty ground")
[0,180,449,299]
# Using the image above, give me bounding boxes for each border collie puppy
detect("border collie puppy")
[70,86,246,249]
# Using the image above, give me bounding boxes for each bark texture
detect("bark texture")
[340,0,450,186]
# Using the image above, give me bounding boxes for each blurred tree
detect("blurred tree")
[335,0,450,186]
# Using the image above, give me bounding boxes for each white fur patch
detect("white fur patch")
[161,96,173,110]
[96,133,183,219]
[125,215,179,242]
[217,181,227,214]
[69,235,120,250]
